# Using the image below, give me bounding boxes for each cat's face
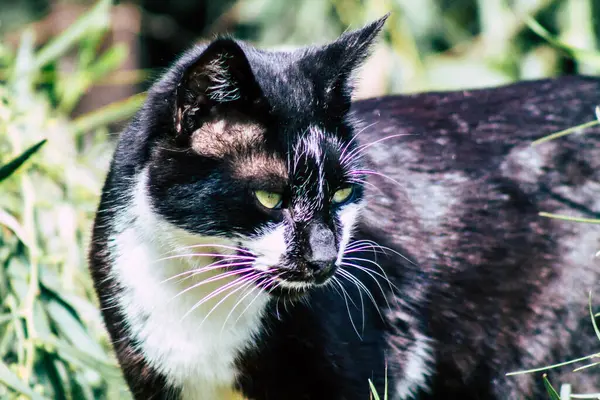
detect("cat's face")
[142,17,386,297]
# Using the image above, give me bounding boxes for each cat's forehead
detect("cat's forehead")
[191,119,351,184]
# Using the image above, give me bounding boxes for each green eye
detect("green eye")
[332,187,353,204]
[255,190,283,209]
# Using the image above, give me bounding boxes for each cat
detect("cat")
[89,15,600,400]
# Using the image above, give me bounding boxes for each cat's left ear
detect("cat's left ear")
[329,14,388,70]
[175,39,263,135]
[311,14,389,101]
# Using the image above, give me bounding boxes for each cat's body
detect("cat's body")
[89,17,600,400]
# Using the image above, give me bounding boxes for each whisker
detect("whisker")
[221,270,274,331]
[170,262,256,286]
[162,260,254,284]
[341,133,412,164]
[339,121,379,161]
[199,275,262,327]
[233,273,282,326]
[339,266,387,321]
[351,169,406,192]
[344,241,384,254]
[341,261,397,309]
[221,285,260,332]
[180,273,257,321]
[347,239,417,267]
[344,247,383,257]
[331,276,362,340]
[338,268,382,317]
[348,177,384,195]
[337,269,366,333]
[154,252,254,264]
[169,267,255,302]
[342,257,399,293]
[156,243,255,259]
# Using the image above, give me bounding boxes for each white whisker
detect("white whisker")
[180,273,257,321]
[170,267,255,302]
[331,276,362,340]
[337,269,366,333]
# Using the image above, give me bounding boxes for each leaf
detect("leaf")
[88,44,128,81]
[45,299,108,362]
[0,360,46,400]
[72,92,146,133]
[11,29,36,98]
[542,374,561,400]
[538,212,600,224]
[36,336,123,382]
[41,352,68,400]
[589,291,600,343]
[368,378,381,400]
[0,139,47,182]
[384,363,388,400]
[59,43,128,113]
[34,0,112,70]
[506,352,600,376]
[525,17,600,67]
[0,208,32,248]
[532,120,599,146]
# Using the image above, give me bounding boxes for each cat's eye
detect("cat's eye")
[255,190,283,209]
[332,187,354,205]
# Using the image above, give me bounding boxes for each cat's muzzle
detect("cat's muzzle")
[306,260,337,285]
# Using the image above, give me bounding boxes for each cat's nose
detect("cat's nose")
[304,222,337,283]
[307,260,337,284]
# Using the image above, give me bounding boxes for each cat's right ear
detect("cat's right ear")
[175,39,262,135]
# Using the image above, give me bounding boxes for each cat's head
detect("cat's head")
[139,16,387,297]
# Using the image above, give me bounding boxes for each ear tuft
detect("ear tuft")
[202,53,242,103]
[336,14,389,69]
[305,15,389,113]
[175,39,261,135]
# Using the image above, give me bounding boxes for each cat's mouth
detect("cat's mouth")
[252,264,338,299]
[233,248,338,298]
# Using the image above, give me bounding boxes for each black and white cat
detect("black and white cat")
[89,16,600,400]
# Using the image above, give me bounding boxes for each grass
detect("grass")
[0,0,599,398]
[0,1,137,398]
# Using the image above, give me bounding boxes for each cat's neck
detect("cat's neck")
[108,168,269,399]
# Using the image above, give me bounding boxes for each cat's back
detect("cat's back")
[350,75,600,397]
[351,75,600,175]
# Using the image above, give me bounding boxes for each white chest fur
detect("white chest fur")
[110,171,269,400]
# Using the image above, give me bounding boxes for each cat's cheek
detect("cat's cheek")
[241,223,287,270]
[336,201,363,264]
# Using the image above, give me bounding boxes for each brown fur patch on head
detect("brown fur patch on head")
[191,111,264,158]
[231,153,288,181]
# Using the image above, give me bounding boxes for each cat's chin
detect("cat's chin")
[268,283,312,301]
[264,276,337,301]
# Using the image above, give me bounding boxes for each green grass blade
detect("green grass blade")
[572,361,600,372]
[542,374,561,400]
[384,368,388,400]
[532,120,599,146]
[0,139,47,182]
[525,17,600,67]
[368,378,381,400]
[34,0,112,70]
[0,208,32,247]
[41,353,68,400]
[506,353,600,376]
[72,92,146,133]
[36,336,123,382]
[45,299,109,361]
[0,360,47,400]
[538,212,600,224]
[589,292,600,343]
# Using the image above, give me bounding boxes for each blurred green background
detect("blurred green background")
[0,0,598,399]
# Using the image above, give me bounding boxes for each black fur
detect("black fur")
[89,15,600,400]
